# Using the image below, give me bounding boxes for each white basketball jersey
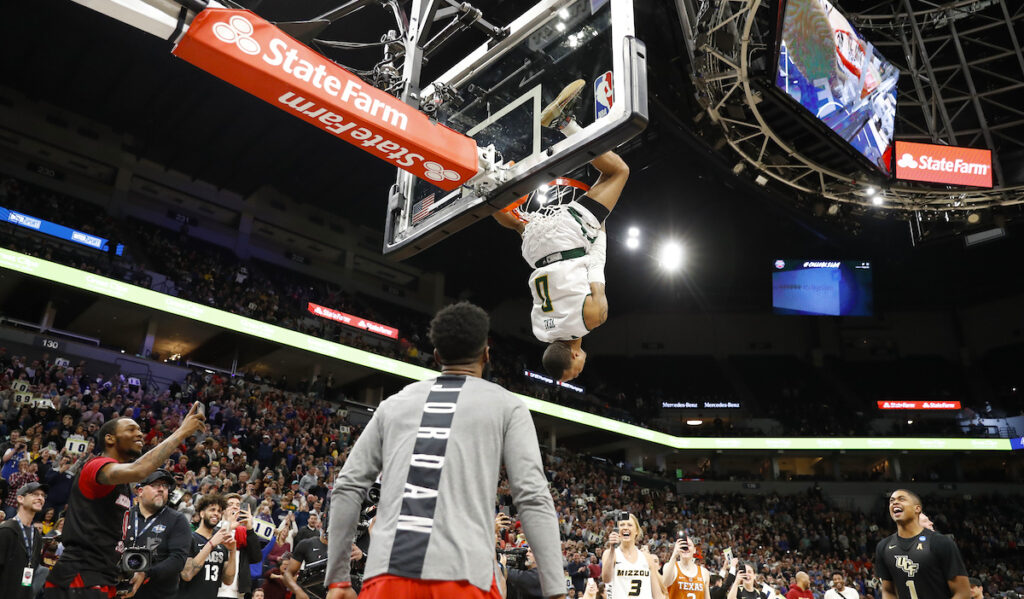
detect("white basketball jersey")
[609,547,654,599]
[529,259,591,343]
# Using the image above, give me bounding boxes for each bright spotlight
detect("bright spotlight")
[625,237,640,250]
[865,186,876,196]
[658,241,684,271]
[686,419,702,426]
[558,7,570,19]
[871,196,884,206]
[555,21,566,32]
[627,226,640,238]
[538,184,550,193]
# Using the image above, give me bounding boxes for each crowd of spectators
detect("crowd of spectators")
[0,174,1017,439]
[1,348,1021,599]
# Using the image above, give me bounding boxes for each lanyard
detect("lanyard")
[19,521,34,558]
[132,507,165,542]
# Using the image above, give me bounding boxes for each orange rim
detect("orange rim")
[500,177,590,213]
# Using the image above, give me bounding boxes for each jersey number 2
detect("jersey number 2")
[534,275,553,312]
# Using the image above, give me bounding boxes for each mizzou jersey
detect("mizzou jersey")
[668,563,707,599]
[608,547,653,599]
[874,529,967,599]
[48,456,133,587]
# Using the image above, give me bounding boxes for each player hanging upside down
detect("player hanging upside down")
[493,79,630,381]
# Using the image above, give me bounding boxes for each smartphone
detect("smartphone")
[195,401,206,418]
[724,547,733,563]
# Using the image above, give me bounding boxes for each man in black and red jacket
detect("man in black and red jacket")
[43,403,207,599]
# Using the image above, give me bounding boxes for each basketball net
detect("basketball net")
[500,178,591,225]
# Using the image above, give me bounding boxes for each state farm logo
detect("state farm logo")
[213,15,260,55]
[897,153,917,169]
[423,161,460,183]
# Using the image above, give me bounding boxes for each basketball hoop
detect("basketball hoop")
[501,177,591,224]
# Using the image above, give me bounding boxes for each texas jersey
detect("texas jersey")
[609,547,653,599]
[668,563,708,599]
[529,260,591,343]
[874,529,967,599]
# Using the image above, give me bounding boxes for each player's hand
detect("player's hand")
[730,557,739,571]
[326,587,357,599]
[181,402,207,436]
[350,544,363,562]
[607,531,620,547]
[211,526,232,546]
[672,538,686,559]
[495,512,512,533]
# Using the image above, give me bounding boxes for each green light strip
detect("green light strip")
[0,248,1011,452]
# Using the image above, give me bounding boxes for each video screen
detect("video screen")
[772,260,873,316]
[776,0,899,173]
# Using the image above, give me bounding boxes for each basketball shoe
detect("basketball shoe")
[540,79,586,129]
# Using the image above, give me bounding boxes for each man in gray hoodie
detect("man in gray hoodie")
[325,302,564,599]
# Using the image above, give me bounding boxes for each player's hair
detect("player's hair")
[831,571,844,579]
[542,341,574,379]
[196,494,227,513]
[744,562,758,573]
[428,302,489,364]
[892,488,922,507]
[223,493,242,504]
[96,417,126,448]
[710,575,723,586]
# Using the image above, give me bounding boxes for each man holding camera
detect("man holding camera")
[45,403,207,599]
[122,470,193,599]
[0,482,47,599]
[178,494,237,599]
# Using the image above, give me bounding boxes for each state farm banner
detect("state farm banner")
[308,302,398,339]
[173,9,478,191]
[893,141,992,188]
[877,400,962,410]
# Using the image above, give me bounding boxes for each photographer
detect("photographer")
[44,403,206,599]
[0,482,46,599]
[122,470,192,599]
[291,524,363,597]
[504,546,544,599]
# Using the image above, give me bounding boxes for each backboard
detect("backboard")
[383,0,647,258]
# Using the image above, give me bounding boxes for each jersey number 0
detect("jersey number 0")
[534,275,554,312]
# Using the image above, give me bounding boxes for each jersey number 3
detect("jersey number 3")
[628,579,643,597]
[534,275,553,312]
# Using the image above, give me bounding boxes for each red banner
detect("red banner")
[307,302,398,339]
[877,400,962,410]
[173,9,478,191]
[893,141,992,188]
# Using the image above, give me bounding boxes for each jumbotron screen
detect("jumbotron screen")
[776,0,899,173]
[772,259,873,316]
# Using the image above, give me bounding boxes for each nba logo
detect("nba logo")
[594,71,613,119]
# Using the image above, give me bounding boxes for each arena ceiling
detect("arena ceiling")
[3,0,1024,312]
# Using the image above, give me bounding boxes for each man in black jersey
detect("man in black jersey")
[874,489,970,599]
[44,403,206,599]
[178,494,236,599]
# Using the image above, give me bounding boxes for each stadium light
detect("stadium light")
[865,186,876,196]
[871,195,884,206]
[555,21,566,32]
[628,226,640,238]
[686,419,702,426]
[625,237,640,250]
[558,7,570,19]
[658,240,684,271]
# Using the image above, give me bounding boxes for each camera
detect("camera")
[498,547,529,570]
[120,547,154,575]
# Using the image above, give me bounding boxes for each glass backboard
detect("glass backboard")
[383,0,647,258]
